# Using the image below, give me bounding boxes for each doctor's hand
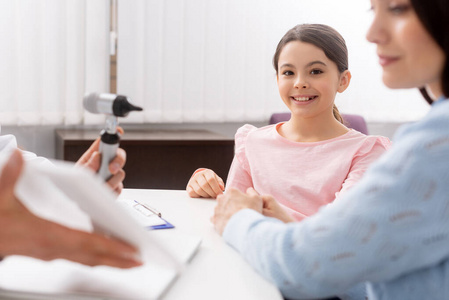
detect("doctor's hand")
[0,150,142,268]
[187,168,225,198]
[212,188,263,235]
[76,127,126,194]
[262,194,295,223]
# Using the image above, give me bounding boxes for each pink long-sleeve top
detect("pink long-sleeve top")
[226,123,391,221]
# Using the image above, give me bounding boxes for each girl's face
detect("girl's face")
[366,0,445,99]
[276,41,350,121]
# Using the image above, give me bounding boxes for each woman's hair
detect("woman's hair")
[273,24,348,123]
[410,0,449,104]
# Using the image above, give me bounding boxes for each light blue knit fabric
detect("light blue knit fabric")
[223,98,449,300]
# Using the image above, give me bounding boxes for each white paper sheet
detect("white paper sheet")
[0,155,202,299]
[117,198,167,227]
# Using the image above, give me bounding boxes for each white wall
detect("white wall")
[2,0,428,158]
[117,0,430,124]
[0,0,111,126]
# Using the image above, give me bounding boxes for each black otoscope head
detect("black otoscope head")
[113,95,143,117]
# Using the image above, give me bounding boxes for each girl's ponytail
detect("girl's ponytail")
[332,104,344,124]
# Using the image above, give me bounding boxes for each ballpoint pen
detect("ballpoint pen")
[133,200,162,217]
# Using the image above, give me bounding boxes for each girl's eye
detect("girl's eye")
[282,70,294,76]
[310,69,323,75]
[388,4,410,15]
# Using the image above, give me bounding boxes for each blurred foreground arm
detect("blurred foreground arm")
[0,150,141,268]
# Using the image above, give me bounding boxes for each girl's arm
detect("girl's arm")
[225,124,256,192]
[185,155,253,198]
[224,154,254,192]
[186,124,256,198]
[336,136,391,199]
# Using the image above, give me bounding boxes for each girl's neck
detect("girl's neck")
[278,114,349,143]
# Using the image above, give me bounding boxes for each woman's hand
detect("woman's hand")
[187,168,225,198]
[76,128,126,194]
[212,188,263,235]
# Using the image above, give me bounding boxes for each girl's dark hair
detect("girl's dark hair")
[410,0,449,104]
[273,24,348,123]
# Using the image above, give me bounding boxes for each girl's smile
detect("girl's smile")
[290,95,319,104]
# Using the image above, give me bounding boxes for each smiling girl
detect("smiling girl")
[188,24,391,222]
[212,0,449,299]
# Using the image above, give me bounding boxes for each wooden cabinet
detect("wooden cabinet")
[55,129,235,189]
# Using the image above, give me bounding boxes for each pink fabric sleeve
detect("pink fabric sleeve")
[225,125,256,192]
[335,136,392,199]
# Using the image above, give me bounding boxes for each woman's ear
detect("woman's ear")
[337,70,352,93]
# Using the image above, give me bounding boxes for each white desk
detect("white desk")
[121,189,283,300]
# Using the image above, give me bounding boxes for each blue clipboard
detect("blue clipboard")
[132,200,175,230]
[117,199,175,230]
[147,218,175,230]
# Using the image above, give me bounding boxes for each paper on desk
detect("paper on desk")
[0,153,180,270]
[117,198,167,227]
[0,153,206,299]
[0,255,177,300]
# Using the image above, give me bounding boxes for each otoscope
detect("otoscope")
[83,93,143,180]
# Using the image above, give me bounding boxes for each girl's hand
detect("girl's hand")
[76,127,126,194]
[186,168,225,198]
[262,195,295,223]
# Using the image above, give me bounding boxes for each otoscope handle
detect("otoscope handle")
[99,130,120,181]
